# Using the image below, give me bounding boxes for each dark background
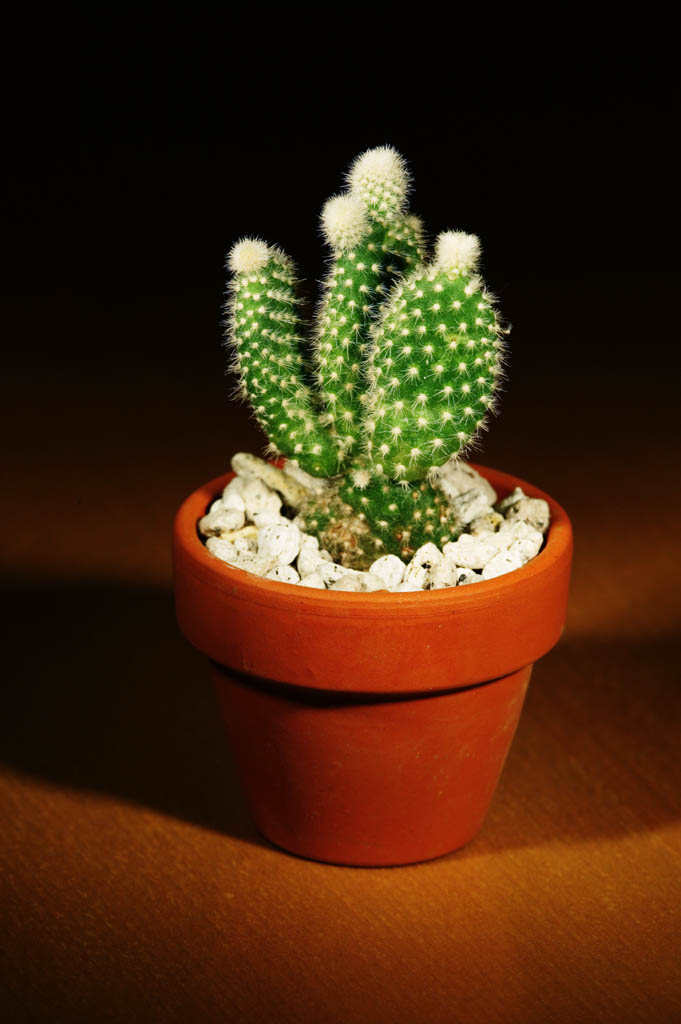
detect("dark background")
[6,101,681,297]
[4,100,679,496]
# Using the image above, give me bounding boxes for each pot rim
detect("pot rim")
[174,462,572,617]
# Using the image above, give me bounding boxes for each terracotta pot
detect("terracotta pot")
[173,464,573,866]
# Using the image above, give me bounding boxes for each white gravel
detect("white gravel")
[200,463,551,592]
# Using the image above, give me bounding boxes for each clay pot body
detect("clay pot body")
[173,464,572,866]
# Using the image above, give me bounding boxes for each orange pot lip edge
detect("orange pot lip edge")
[173,462,573,616]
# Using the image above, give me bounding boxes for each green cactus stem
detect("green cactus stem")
[337,460,462,558]
[223,148,508,567]
[366,231,506,482]
[311,148,426,460]
[225,239,342,477]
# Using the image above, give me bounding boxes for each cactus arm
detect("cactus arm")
[225,239,341,477]
[312,204,386,458]
[366,232,507,482]
[311,148,426,462]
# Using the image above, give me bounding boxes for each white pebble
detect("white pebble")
[252,508,287,528]
[431,558,460,589]
[222,475,251,500]
[394,580,423,592]
[297,535,323,577]
[317,561,359,587]
[456,567,481,586]
[449,488,493,525]
[265,565,301,584]
[481,549,524,580]
[328,572,386,592]
[205,536,239,564]
[229,552,271,575]
[198,501,245,536]
[469,509,504,536]
[496,519,543,550]
[369,554,406,590]
[282,462,331,494]
[497,486,525,512]
[403,543,443,589]
[242,477,282,520]
[234,534,257,554]
[329,575,366,592]
[507,532,543,564]
[361,573,388,592]
[504,496,551,534]
[436,459,497,505]
[297,572,326,589]
[222,490,247,514]
[442,534,503,569]
[256,520,301,570]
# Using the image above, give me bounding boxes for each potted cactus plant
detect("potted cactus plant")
[173,147,573,866]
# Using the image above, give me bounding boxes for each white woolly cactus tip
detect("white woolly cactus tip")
[321,194,369,252]
[347,145,410,215]
[434,231,481,274]
[228,237,271,274]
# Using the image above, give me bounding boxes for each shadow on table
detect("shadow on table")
[0,576,261,847]
[463,624,681,857]
[2,577,679,853]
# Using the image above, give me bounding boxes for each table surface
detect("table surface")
[2,281,680,1023]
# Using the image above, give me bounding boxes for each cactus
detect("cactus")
[225,147,507,568]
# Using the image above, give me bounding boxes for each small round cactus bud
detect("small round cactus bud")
[347,145,410,216]
[321,195,369,253]
[228,237,271,274]
[434,231,481,274]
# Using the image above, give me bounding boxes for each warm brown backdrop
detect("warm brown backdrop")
[2,113,681,1022]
